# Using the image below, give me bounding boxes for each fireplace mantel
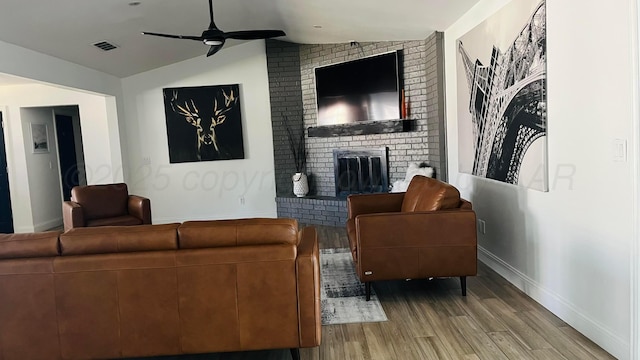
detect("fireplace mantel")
[307,119,414,137]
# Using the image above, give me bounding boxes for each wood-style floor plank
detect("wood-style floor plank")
[410,295,476,357]
[483,297,553,351]
[450,291,508,333]
[362,323,396,360]
[518,311,606,360]
[422,336,457,360]
[380,291,436,338]
[132,225,615,360]
[558,326,617,360]
[488,331,536,360]
[532,348,570,360]
[450,315,510,360]
[412,336,453,360]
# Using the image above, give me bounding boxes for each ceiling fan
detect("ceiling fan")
[142,0,286,57]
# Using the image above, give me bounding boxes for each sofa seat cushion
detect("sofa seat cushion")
[401,175,461,212]
[0,231,61,259]
[60,223,179,256]
[71,183,129,220]
[86,215,143,228]
[178,218,298,249]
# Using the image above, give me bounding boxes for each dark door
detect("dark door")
[0,112,13,233]
[55,115,79,201]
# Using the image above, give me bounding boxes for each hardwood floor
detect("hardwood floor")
[143,225,616,360]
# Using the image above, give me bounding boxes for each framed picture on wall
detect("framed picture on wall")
[162,84,245,163]
[456,0,548,191]
[31,123,49,153]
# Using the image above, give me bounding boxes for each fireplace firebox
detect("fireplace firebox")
[333,147,389,198]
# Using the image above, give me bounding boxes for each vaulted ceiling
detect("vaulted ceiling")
[0,0,480,78]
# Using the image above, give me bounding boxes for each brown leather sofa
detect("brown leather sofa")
[0,218,321,360]
[62,183,152,231]
[346,175,477,300]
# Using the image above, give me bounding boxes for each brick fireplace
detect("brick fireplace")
[267,35,446,227]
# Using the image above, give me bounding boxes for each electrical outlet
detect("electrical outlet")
[478,219,486,234]
[141,156,151,165]
[239,196,245,205]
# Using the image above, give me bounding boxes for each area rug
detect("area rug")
[320,248,388,325]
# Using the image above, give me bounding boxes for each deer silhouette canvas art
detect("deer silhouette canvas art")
[163,84,245,163]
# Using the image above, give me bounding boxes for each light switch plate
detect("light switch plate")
[612,139,627,162]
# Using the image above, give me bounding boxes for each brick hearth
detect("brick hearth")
[276,196,348,227]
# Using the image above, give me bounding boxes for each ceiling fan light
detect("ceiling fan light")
[204,39,223,46]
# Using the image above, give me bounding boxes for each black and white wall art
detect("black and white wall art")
[31,123,49,153]
[163,84,244,163]
[456,0,547,191]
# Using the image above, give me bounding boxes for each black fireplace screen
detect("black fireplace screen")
[333,148,389,197]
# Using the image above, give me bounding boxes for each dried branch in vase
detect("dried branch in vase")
[284,115,306,173]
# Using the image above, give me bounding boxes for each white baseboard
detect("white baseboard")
[477,246,629,360]
[33,217,63,232]
[153,211,278,224]
[14,226,35,233]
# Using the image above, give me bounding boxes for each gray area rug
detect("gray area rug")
[320,248,388,325]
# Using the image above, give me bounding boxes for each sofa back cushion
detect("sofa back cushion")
[71,183,129,220]
[178,218,298,249]
[401,175,461,212]
[0,231,61,259]
[60,223,179,256]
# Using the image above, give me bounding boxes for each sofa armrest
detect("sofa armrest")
[355,209,477,249]
[295,226,321,348]
[62,201,84,232]
[128,195,152,224]
[347,192,405,219]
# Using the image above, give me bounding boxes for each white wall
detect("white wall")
[0,84,124,232]
[0,39,126,175]
[0,41,121,97]
[445,0,637,359]
[0,39,126,232]
[20,107,62,231]
[121,41,277,223]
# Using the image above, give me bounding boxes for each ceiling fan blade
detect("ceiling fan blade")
[142,0,283,59]
[224,30,286,40]
[206,44,224,57]
[142,32,203,41]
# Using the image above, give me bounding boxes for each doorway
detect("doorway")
[0,111,14,233]
[55,114,80,200]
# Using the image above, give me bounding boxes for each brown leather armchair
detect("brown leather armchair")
[346,175,477,300]
[62,183,151,231]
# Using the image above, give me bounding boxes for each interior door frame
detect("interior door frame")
[0,109,14,233]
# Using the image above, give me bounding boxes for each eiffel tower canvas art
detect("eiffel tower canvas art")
[456,0,547,191]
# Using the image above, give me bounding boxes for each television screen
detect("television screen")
[314,51,402,126]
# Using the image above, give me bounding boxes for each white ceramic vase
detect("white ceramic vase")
[292,173,309,197]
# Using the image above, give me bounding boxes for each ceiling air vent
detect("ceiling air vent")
[92,41,118,51]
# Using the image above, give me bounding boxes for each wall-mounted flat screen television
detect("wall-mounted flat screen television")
[314,50,402,126]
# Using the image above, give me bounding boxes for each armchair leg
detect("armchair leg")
[290,348,300,360]
[460,276,467,296]
[365,282,371,301]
